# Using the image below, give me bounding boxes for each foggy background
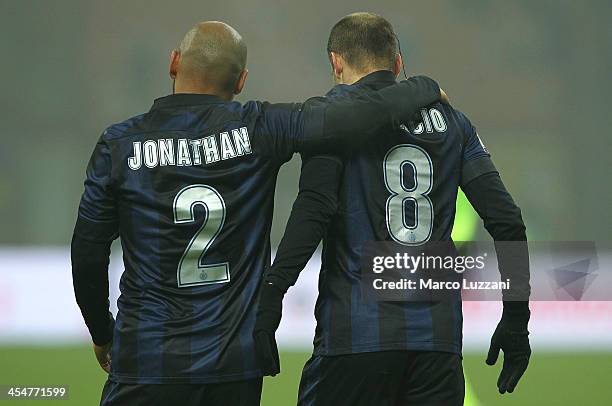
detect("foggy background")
[0,0,610,245]
[1,2,611,404]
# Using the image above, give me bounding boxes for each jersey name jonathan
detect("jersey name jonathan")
[127,126,252,170]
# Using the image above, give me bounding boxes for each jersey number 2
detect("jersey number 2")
[384,145,434,245]
[173,185,229,287]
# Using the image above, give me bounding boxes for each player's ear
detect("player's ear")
[233,69,248,95]
[330,52,343,81]
[393,53,402,78]
[169,49,180,80]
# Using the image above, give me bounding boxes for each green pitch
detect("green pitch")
[0,346,609,405]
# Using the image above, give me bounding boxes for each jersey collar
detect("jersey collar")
[151,93,226,110]
[327,70,397,97]
[353,70,397,87]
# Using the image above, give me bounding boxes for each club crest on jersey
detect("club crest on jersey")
[127,127,252,170]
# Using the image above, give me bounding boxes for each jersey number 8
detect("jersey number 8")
[383,144,434,245]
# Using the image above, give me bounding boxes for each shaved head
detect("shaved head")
[175,21,247,94]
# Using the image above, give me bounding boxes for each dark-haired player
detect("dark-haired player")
[255,12,530,406]
[71,20,444,406]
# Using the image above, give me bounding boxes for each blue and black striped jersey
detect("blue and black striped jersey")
[313,71,491,356]
[78,95,320,384]
[74,77,442,384]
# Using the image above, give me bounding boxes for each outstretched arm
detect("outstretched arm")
[258,76,443,161]
[299,76,442,153]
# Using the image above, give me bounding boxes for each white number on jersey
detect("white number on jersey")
[173,185,229,287]
[383,145,434,245]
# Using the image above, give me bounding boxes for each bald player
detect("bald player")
[71,21,444,405]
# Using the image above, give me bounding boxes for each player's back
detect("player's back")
[82,94,298,383]
[315,71,489,356]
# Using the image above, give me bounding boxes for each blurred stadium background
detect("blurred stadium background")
[1,1,610,405]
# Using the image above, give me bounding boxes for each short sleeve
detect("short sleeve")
[457,111,497,187]
[76,135,119,242]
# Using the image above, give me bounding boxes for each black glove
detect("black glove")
[486,301,531,394]
[253,281,285,376]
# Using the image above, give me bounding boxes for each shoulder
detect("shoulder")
[429,103,476,141]
[443,105,474,131]
[223,100,263,118]
[325,83,366,100]
[102,113,148,141]
[245,100,308,126]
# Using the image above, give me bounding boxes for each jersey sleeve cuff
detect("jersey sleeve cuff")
[91,313,115,346]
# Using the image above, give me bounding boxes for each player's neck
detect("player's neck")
[336,67,386,85]
[173,78,234,101]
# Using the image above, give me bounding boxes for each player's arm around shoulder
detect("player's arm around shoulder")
[302,76,444,151]
[251,76,445,158]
